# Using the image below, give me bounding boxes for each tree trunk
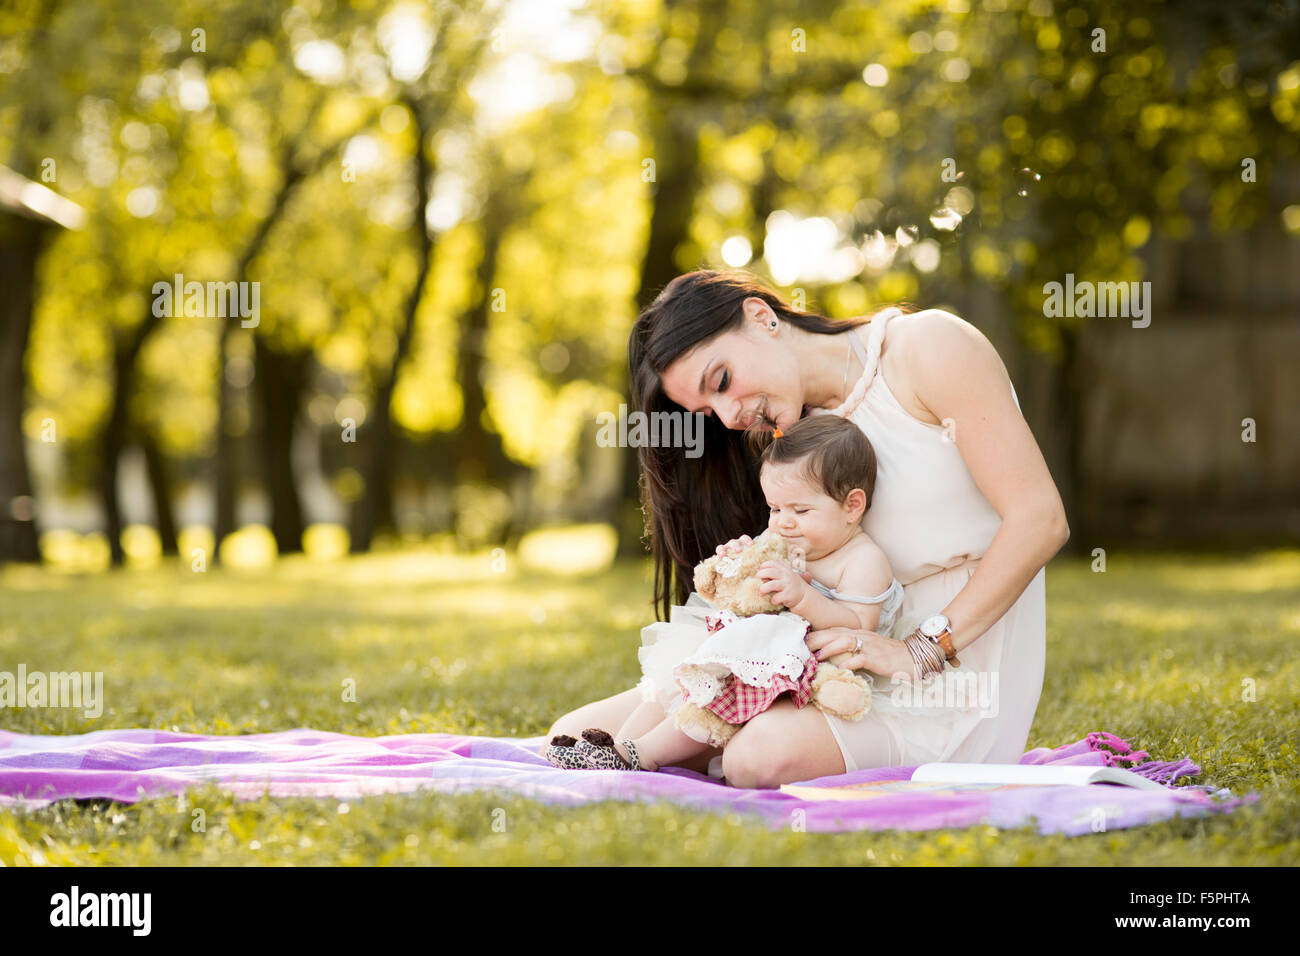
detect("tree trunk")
[613,0,723,556]
[254,336,310,554]
[100,300,164,565]
[213,107,377,559]
[212,175,305,555]
[615,108,706,555]
[213,318,242,555]
[349,379,400,551]
[350,93,435,553]
[452,182,512,485]
[0,216,47,564]
[213,158,314,557]
[139,428,179,554]
[99,353,130,566]
[0,0,70,564]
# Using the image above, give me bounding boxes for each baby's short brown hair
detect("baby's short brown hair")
[759,415,877,509]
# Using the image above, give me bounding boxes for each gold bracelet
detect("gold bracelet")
[906,637,927,678]
[905,632,945,678]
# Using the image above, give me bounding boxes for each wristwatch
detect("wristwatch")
[919,614,961,667]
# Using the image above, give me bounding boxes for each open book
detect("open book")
[910,762,1166,790]
[779,762,1167,801]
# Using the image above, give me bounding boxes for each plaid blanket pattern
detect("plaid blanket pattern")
[698,653,819,724]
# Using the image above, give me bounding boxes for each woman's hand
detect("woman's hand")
[806,627,919,681]
[715,534,753,556]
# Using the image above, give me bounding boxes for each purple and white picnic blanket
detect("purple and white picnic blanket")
[0,727,1254,835]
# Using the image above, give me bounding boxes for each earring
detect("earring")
[769,321,777,331]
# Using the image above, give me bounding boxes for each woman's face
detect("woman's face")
[659,298,804,433]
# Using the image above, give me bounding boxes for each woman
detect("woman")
[544,269,1069,788]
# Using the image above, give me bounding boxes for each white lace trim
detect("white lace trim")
[669,610,812,705]
[674,652,809,705]
[714,553,742,578]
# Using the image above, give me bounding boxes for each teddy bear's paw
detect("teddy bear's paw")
[813,673,871,719]
[735,580,783,616]
[699,726,737,748]
[674,704,740,748]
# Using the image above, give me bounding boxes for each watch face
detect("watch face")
[920,614,949,638]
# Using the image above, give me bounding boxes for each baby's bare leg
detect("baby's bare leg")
[614,715,714,773]
[615,699,668,741]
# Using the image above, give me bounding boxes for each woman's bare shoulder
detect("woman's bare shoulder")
[882,309,1008,416]
[884,308,987,354]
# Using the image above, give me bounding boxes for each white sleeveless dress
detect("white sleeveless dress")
[805,308,1048,771]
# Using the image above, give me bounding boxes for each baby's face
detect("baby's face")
[760,460,859,562]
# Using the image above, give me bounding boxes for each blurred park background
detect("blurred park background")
[5,0,1300,866]
[1,0,1298,576]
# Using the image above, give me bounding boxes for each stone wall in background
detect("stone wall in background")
[1074,313,1300,544]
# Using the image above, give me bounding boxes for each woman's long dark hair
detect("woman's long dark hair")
[629,269,890,621]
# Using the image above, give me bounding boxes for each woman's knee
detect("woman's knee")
[722,704,845,788]
[721,715,797,789]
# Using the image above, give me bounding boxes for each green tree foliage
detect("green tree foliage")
[2,0,1296,556]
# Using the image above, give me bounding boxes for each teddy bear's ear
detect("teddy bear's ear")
[693,561,715,599]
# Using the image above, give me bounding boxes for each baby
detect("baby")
[547,415,902,775]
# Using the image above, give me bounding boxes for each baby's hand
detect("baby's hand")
[756,559,808,608]
[716,534,753,556]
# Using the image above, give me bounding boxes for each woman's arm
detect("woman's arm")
[891,311,1069,653]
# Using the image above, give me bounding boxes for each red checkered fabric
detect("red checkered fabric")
[695,654,819,725]
[703,612,734,634]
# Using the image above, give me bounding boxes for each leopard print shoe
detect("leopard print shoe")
[572,728,642,770]
[544,734,592,769]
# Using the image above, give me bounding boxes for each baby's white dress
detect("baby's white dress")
[636,575,906,717]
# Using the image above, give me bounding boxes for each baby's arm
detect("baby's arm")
[786,538,895,631]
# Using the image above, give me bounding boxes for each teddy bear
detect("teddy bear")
[691,527,789,616]
[673,530,880,749]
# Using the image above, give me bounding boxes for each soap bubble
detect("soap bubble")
[1016,167,1042,197]
[929,207,962,231]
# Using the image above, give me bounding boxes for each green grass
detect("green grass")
[1,546,1297,865]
